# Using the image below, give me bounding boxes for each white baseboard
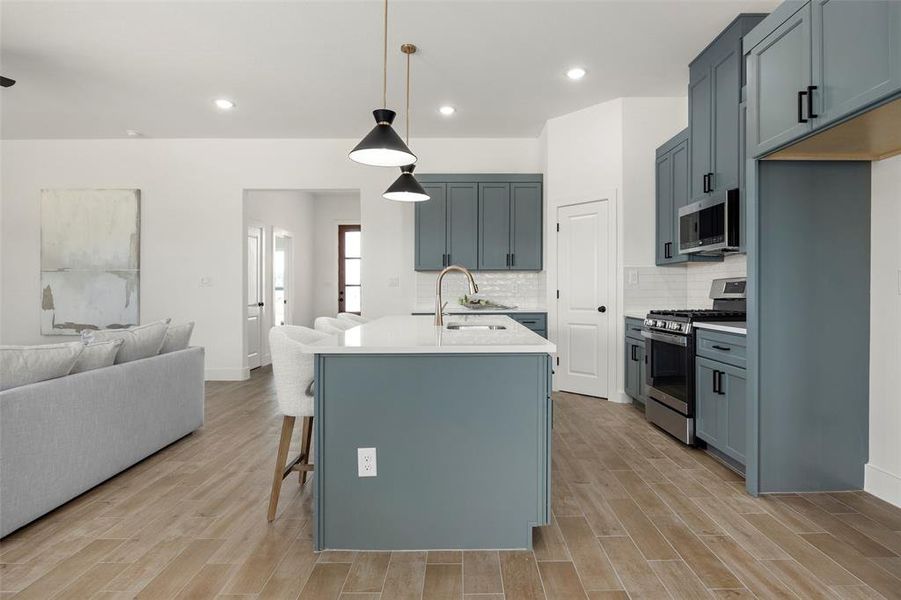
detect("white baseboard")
[205,367,250,381]
[865,462,901,508]
[609,391,632,404]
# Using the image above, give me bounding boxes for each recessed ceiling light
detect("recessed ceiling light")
[125,129,143,137]
[439,105,456,116]
[566,67,587,81]
[214,98,236,110]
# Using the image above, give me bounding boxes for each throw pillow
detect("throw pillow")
[70,339,123,374]
[93,319,170,364]
[0,342,84,391]
[159,321,195,354]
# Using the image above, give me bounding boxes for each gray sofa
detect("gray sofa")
[0,346,204,537]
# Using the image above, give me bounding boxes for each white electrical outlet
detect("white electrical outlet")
[357,447,377,477]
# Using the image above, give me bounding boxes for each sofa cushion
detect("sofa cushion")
[0,342,84,391]
[160,322,195,354]
[70,339,123,374]
[93,320,170,363]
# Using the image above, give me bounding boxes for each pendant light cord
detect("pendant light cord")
[405,49,411,143]
[383,0,388,109]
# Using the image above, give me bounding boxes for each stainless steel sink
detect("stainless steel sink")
[445,323,507,331]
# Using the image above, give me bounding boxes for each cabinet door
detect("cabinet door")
[655,152,675,265]
[414,183,448,271]
[510,183,543,270]
[638,344,648,403]
[747,4,813,157]
[695,358,723,447]
[710,42,741,193]
[478,183,512,270]
[811,0,900,128]
[624,338,641,399]
[688,66,713,201]
[670,140,690,264]
[720,363,747,464]
[446,183,479,270]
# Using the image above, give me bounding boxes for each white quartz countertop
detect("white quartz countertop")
[411,305,547,315]
[624,311,647,320]
[693,321,747,335]
[310,315,556,355]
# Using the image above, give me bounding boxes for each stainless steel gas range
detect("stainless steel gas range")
[641,278,746,445]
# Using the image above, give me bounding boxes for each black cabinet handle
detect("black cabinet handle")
[707,172,714,192]
[520,320,537,324]
[631,327,642,333]
[631,345,638,361]
[807,85,818,118]
[664,242,671,259]
[717,371,725,395]
[505,253,510,267]
[798,90,808,123]
[713,369,719,393]
[447,253,452,265]
[511,253,515,267]
[702,173,708,193]
[711,345,731,351]
[598,306,606,313]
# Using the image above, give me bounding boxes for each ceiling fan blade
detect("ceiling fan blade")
[0,76,16,88]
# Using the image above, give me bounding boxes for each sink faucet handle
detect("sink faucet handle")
[441,301,448,313]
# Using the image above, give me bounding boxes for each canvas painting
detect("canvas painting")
[41,189,140,335]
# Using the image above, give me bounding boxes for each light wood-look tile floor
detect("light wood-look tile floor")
[2,367,900,599]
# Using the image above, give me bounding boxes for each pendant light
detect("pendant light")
[383,44,430,202]
[348,0,417,167]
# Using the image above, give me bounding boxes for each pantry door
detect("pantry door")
[556,201,611,398]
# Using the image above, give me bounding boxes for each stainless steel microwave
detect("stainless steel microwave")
[678,188,740,255]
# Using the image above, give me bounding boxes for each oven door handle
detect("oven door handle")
[640,330,688,347]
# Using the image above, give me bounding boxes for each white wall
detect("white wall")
[866,154,901,507]
[542,97,687,402]
[311,191,361,319]
[0,138,539,379]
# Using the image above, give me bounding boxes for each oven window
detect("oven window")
[648,339,688,406]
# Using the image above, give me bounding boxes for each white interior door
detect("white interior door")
[247,226,264,369]
[556,201,610,398]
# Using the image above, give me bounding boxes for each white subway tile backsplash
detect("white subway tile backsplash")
[623,254,747,313]
[415,271,547,309]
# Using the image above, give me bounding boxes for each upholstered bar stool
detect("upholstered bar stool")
[267,325,331,522]
[314,316,355,335]
[337,312,368,325]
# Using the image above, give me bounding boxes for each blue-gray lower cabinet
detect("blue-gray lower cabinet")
[314,353,552,550]
[696,356,747,466]
[624,318,647,404]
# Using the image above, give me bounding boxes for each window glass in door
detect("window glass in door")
[339,225,362,314]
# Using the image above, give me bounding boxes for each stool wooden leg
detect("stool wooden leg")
[267,415,295,522]
[300,416,313,485]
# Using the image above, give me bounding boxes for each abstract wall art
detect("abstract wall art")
[40,189,141,335]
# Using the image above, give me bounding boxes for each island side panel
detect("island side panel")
[314,352,551,551]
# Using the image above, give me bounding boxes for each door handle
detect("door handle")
[597,306,606,313]
[258,302,264,307]
[798,90,808,123]
[807,85,818,119]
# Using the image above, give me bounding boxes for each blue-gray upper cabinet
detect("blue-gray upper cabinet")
[510,183,543,270]
[689,14,765,201]
[415,183,448,270]
[747,5,814,157]
[811,0,901,127]
[746,1,901,157]
[479,183,512,270]
[446,183,479,270]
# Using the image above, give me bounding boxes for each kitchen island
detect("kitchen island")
[309,314,556,551]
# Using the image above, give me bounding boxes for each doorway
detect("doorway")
[556,200,612,398]
[273,232,293,327]
[246,224,265,370]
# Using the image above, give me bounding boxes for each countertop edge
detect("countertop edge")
[693,321,747,335]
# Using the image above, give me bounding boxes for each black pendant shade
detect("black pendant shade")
[0,76,16,88]
[383,164,430,202]
[349,109,417,167]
